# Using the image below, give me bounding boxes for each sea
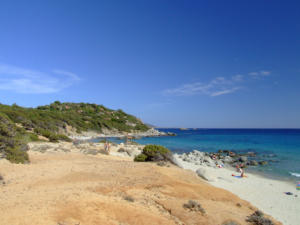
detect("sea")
[94,128,300,182]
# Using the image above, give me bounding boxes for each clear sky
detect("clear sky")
[0,0,300,128]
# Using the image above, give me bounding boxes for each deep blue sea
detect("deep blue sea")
[97,129,300,182]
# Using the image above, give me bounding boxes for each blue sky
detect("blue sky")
[0,0,300,128]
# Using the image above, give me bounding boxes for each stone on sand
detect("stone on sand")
[196,168,217,182]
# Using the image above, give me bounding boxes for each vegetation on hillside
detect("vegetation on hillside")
[0,101,150,163]
[0,112,30,163]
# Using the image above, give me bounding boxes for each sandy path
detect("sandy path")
[0,151,280,225]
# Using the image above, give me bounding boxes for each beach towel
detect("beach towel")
[297,182,300,190]
[231,174,247,178]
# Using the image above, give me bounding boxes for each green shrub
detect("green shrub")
[34,128,70,142]
[0,113,29,163]
[134,153,148,162]
[133,145,172,163]
[34,127,51,137]
[28,133,40,142]
[56,134,72,142]
[142,144,171,161]
[48,134,59,142]
[5,146,29,163]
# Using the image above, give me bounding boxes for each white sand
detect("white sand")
[174,154,300,225]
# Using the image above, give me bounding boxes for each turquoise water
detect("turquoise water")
[96,129,300,181]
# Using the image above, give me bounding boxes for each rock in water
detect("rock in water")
[249,160,258,166]
[196,168,217,182]
[259,161,268,166]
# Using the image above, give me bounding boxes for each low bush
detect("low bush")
[142,144,172,161]
[134,153,147,162]
[0,113,29,163]
[134,145,172,162]
[48,134,59,142]
[246,210,274,225]
[34,128,71,142]
[183,200,206,214]
[28,133,40,142]
[56,134,72,142]
[5,145,29,163]
[123,195,134,202]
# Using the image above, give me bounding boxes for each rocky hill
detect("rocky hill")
[0,101,150,163]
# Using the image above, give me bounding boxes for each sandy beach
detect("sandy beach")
[0,141,282,225]
[173,154,300,225]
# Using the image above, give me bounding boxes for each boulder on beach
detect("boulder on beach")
[224,156,233,163]
[239,156,248,162]
[203,156,216,167]
[124,147,141,157]
[196,168,217,182]
[192,150,205,158]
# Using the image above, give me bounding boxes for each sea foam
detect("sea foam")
[289,172,300,177]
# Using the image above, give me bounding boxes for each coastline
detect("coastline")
[173,154,299,225]
[68,128,175,140]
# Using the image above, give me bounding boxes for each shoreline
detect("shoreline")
[173,153,299,225]
[239,166,298,186]
[68,128,175,140]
